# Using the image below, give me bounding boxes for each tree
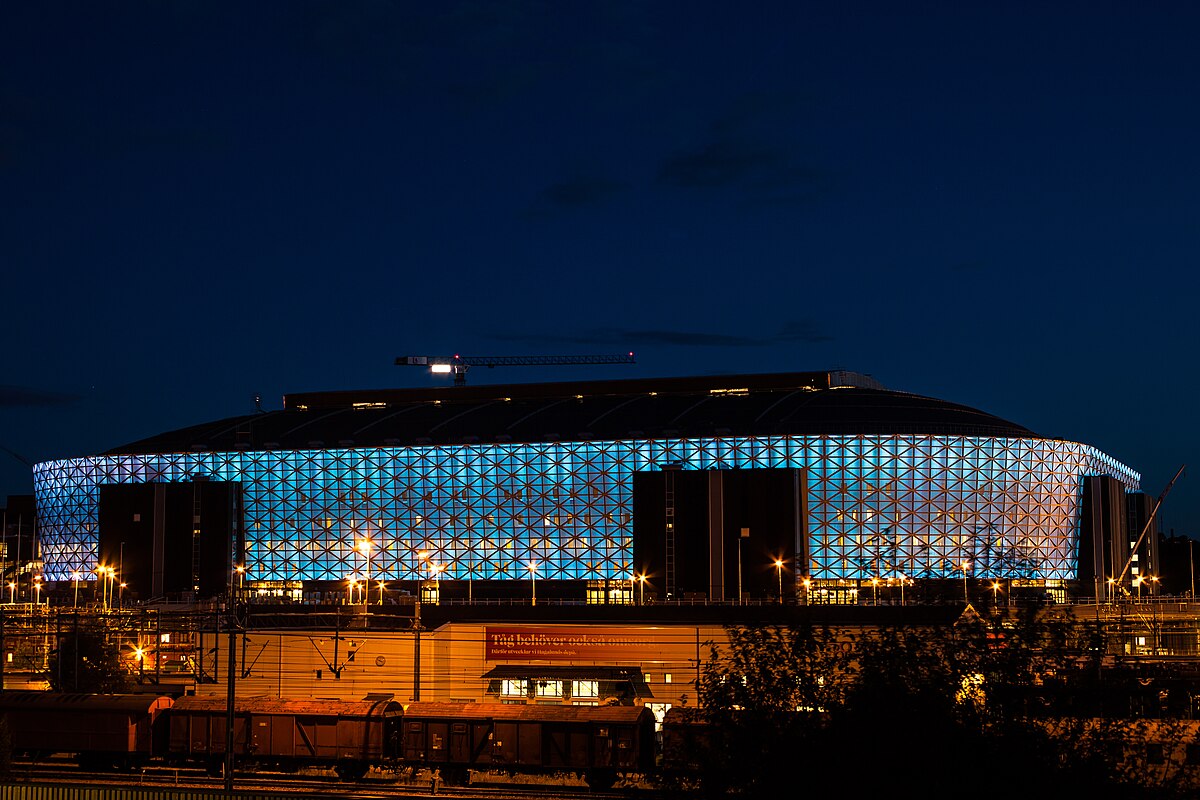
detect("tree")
[46,630,130,693]
[695,610,1183,799]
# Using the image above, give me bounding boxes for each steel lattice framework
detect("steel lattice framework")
[33,435,1138,584]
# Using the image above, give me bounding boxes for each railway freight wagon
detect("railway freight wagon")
[399,702,656,788]
[167,695,403,779]
[0,690,173,770]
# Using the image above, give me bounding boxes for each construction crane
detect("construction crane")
[1114,463,1187,590]
[396,353,636,386]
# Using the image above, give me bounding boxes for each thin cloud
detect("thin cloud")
[541,177,628,208]
[0,385,81,408]
[493,323,833,347]
[658,139,781,189]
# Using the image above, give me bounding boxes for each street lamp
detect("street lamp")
[960,561,971,604]
[870,577,880,606]
[1134,575,1144,601]
[899,574,907,606]
[356,537,375,605]
[119,582,127,609]
[6,582,13,604]
[235,565,245,596]
[1106,577,1116,603]
[991,581,1002,607]
[801,577,811,606]
[774,559,784,604]
[346,575,359,604]
[528,562,538,606]
[33,575,42,606]
[72,572,81,608]
[637,573,646,605]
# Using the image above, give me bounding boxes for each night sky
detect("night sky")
[2,3,1197,534]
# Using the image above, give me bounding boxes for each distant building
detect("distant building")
[31,371,1144,601]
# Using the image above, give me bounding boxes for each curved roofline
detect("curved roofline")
[101,371,1037,456]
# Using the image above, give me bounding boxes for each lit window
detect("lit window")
[664,673,672,684]
[573,680,599,699]
[501,679,526,697]
[535,680,563,698]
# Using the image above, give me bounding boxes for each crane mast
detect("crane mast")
[1114,463,1187,589]
[396,352,636,386]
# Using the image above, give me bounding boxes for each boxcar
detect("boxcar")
[167,695,403,779]
[399,702,656,788]
[0,691,174,770]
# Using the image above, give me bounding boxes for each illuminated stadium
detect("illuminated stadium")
[32,370,1142,602]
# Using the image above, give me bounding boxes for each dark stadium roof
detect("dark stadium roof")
[104,371,1036,456]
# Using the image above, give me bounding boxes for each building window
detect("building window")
[501,679,526,698]
[664,673,672,684]
[572,680,599,699]
[535,680,563,698]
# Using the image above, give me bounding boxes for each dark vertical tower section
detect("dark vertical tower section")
[1126,491,1160,589]
[98,480,239,599]
[633,468,805,602]
[1079,475,1138,598]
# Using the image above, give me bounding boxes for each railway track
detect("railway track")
[9,760,662,799]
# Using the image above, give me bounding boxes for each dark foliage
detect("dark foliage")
[695,608,1189,799]
[46,630,130,693]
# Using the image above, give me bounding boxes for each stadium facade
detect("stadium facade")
[31,371,1142,601]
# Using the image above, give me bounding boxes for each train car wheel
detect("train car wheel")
[585,769,617,790]
[441,766,470,786]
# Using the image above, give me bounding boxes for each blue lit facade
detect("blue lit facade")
[33,434,1138,584]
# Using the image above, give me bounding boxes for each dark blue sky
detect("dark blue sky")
[2,2,1196,534]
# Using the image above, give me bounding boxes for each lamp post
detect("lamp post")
[235,565,245,598]
[72,572,81,608]
[1107,577,1116,604]
[801,577,811,606]
[899,574,906,606]
[119,582,127,609]
[6,582,13,604]
[33,575,41,606]
[737,528,749,604]
[1134,575,1144,601]
[991,581,1001,607]
[961,561,971,604]
[774,559,784,604]
[637,573,646,605]
[429,562,444,604]
[528,562,538,606]
[1191,539,1196,600]
[356,538,375,605]
[870,577,879,606]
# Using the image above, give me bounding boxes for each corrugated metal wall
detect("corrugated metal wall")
[0,785,290,800]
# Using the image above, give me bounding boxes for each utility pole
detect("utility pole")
[224,570,240,795]
[413,591,422,701]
